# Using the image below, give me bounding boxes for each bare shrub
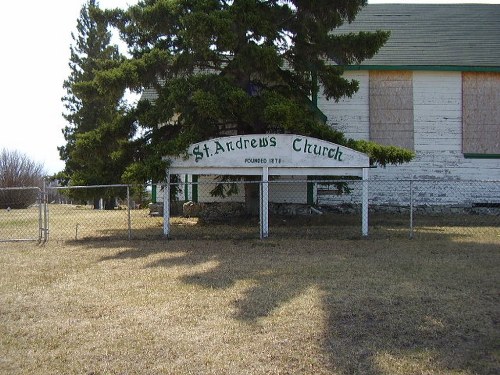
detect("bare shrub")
[0,149,45,208]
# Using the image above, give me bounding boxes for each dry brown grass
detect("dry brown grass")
[0,221,499,374]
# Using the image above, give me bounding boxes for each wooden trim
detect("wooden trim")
[192,175,198,203]
[345,65,500,73]
[463,153,500,159]
[307,176,314,205]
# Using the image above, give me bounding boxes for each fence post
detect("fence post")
[163,175,171,238]
[38,188,43,242]
[409,180,414,239]
[362,168,369,236]
[260,168,269,239]
[127,185,131,240]
[43,180,49,242]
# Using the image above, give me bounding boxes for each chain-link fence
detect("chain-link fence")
[178,178,500,240]
[0,187,44,242]
[0,179,498,242]
[44,185,164,241]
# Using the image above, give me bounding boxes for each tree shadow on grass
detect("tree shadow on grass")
[64,211,500,243]
[85,230,500,374]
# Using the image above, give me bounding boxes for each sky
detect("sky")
[0,0,499,175]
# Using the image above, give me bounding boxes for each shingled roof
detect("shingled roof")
[333,4,500,70]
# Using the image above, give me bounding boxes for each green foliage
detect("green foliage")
[85,0,413,183]
[209,175,241,198]
[350,140,415,167]
[60,0,132,203]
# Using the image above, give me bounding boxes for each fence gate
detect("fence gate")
[0,187,47,242]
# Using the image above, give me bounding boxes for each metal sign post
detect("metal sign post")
[260,167,269,239]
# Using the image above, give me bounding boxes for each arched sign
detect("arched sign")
[164,134,370,238]
[167,134,369,175]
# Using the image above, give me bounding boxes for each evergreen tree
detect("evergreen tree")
[92,0,414,211]
[59,0,131,208]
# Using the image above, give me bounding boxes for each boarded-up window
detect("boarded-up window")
[369,71,414,150]
[462,72,500,155]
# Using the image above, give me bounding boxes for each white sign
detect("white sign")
[163,134,370,238]
[167,134,369,169]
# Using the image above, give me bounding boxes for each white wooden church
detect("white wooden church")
[320,4,499,206]
[326,4,499,174]
[148,4,499,209]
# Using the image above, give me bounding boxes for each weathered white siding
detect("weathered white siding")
[268,176,308,204]
[409,71,498,181]
[318,70,500,206]
[404,71,463,179]
[318,71,370,141]
[196,175,307,204]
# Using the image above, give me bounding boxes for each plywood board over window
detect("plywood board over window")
[369,71,414,150]
[463,72,500,156]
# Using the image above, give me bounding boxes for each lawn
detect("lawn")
[0,226,499,374]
